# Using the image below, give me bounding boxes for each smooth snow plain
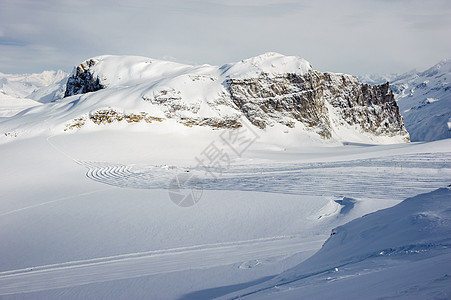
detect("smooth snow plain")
[0,121,450,299]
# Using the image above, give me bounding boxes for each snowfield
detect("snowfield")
[0,126,449,299]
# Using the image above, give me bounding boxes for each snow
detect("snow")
[223,187,451,300]
[358,73,399,85]
[0,91,41,117]
[392,58,451,141]
[0,127,449,299]
[0,70,68,103]
[220,52,312,79]
[365,58,451,142]
[79,55,197,88]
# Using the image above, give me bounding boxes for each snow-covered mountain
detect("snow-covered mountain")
[0,52,408,144]
[390,59,451,142]
[358,73,400,86]
[360,59,451,142]
[0,70,68,102]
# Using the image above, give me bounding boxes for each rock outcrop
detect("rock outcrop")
[64,59,104,97]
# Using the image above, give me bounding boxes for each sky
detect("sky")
[0,0,450,75]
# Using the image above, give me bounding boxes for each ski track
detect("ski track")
[0,236,323,296]
[79,152,451,202]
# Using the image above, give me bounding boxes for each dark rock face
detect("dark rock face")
[226,71,408,139]
[64,59,104,97]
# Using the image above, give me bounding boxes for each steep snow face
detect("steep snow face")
[226,187,451,299]
[389,59,450,142]
[0,70,68,103]
[2,54,408,144]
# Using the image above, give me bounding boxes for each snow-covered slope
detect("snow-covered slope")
[390,58,451,142]
[0,128,448,299]
[0,90,41,117]
[224,187,451,299]
[360,59,451,142]
[219,52,312,79]
[0,53,409,144]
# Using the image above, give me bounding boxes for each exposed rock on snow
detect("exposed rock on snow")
[61,53,409,142]
[65,59,104,97]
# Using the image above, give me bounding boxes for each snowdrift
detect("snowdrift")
[225,187,451,299]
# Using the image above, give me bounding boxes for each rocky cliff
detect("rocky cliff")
[226,72,405,139]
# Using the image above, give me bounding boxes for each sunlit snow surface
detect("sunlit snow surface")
[76,152,450,202]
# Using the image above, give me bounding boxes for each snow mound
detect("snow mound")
[225,187,451,299]
[220,52,312,79]
[74,55,196,89]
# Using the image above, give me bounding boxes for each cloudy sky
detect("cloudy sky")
[1,0,450,75]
